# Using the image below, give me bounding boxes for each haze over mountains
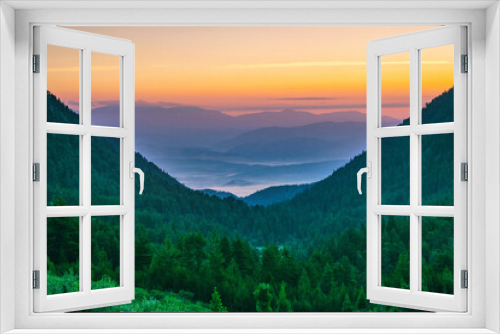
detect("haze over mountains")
[93,103,400,196]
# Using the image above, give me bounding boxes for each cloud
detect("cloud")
[223,60,448,70]
[135,100,184,108]
[91,100,120,109]
[66,100,79,107]
[217,103,408,112]
[90,99,186,109]
[89,99,408,115]
[272,97,337,101]
[224,61,366,70]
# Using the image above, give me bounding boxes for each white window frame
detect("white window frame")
[33,25,136,312]
[1,2,499,333]
[365,26,467,312]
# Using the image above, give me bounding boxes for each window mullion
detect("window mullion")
[78,48,84,289]
[82,47,92,293]
[409,47,420,295]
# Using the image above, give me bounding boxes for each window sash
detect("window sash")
[366,25,468,312]
[33,25,136,313]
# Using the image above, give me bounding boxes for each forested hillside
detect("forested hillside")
[46,88,455,312]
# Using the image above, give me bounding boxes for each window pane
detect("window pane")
[47,217,80,295]
[381,52,410,127]
[381,136,410,205]
[381,215,410,290]
[421,217,453,294]
[47,133,80,206]
[47,45,80,124]
[421,45,454,124]
[91,52,121,127]
[91,216,120,290]
[421,134,454,206]
[91,137,120,205]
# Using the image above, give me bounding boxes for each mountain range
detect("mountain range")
[200,183,312,206]
[90,105,383,195]
[93,104,400,131]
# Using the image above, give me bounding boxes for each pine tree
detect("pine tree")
[209,287,227,312]
[254,283,273,312]
[276,281,292,312]
[341,293,352,312]
[355,288,367,311]
[207,233,224,286]
[297,269,312,311]
[261,244,280,284]
[219,235,232,268]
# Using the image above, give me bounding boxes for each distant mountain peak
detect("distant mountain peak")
[280,108,298,113]
[162,106,222,114]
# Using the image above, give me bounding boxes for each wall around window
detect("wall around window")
[0,2,16,333]
[485,2,500,333]
[1,3,497,333]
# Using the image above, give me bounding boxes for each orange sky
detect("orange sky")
[47,26,454,119]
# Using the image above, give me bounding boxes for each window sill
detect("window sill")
[4,329,497,334]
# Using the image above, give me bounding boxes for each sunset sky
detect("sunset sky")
[48,26,454,120]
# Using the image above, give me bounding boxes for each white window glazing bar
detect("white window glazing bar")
[46,205,129,217]
[372,205,454,217]
[409,46,420,295]
[373,123,454,138]
[82,47,92,295]
[46,123,129,138]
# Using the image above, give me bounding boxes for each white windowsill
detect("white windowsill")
[3,330,498,334]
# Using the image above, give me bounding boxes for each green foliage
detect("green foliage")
[254,283,273,312]
[381,216,410,289]
[210,287,227,312]
[276,282,292,312]
[91,216,120,287]
[47,267,79,295]
[46,88,455,313]
[341,294,353,312]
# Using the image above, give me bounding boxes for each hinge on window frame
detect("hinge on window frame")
[33,270,40,289]
[461,54,468,73]
[461,162,468,182]
[33,54,40,73]
[33,163,40,182]
[461,270,468,289]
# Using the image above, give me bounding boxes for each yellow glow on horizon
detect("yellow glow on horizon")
[47,26,454,119]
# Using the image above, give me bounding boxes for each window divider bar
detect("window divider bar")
[416,47,423,293]
[409,47,420,294]
[46,123,129,138]
[373,123,454,138]
[90,205,130,216]
[373,126,411,138]
[412,206,455,217]
[78,47,85,292]
[83,214,92,293]
[412,123,455,135]
[45,205,130,217]
[46,206,89,217]
[90,126,129,138]
[79,216,84,292]
[372,205,455,217]
[82,48,92,295]
[46,123,88,136]
[372,205,411,215]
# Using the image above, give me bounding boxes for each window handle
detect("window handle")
[129,162,144,195]
[357,162,371,195]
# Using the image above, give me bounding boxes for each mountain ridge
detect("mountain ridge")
[93,104,400,131]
